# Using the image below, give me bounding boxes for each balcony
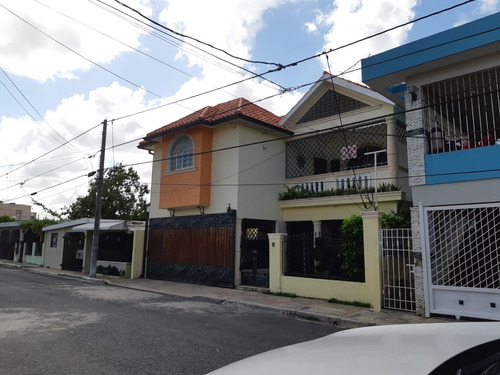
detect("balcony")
[422,66,500,155]
[285,121,404,179]
[422,66,500,184]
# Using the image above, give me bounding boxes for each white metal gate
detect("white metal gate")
[422,203,500,320]
[380,228,416,312]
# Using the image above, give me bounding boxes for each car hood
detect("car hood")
[207,322,500,375]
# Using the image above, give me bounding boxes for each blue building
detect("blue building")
[362,12,500,320]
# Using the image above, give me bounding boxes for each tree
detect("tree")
[0,215,16,223]
[63,164,149,221]
[21,219,59,240]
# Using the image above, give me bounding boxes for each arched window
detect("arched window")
[169,135,194,171]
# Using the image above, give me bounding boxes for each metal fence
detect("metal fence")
[380,228,416,312]
[284,232,365,282]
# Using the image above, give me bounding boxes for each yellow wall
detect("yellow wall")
[280,191,404,222]
[269,212,383,311]
[159,126,213,209]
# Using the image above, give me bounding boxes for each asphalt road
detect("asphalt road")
[0,266,341,375]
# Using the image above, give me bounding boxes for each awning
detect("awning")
[70,220,126,232]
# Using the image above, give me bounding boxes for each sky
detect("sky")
[0,0,498,219]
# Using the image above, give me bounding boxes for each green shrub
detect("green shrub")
[340,214,365,282]
[279,183,401,201]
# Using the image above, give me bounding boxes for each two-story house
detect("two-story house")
[272,72,410,301]
[139,98,292,288]
[362,12,500,320]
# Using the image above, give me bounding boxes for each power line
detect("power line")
[0,67,83,154]
[0,1,489,200]
[0,3,195,114]
[110,2,488,123]
[112,0,283,69]
[3,81,496,197]
[278,0,477,69]
[0,121,103,179]
[91,0,285,91]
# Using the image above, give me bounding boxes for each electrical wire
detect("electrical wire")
[0,69,88,158]
[0,3,195,114]
[0,121,103,179]
[325,54,373,211]
[0,0,489,208]
[91,0,286,91]
[112,0,283,69]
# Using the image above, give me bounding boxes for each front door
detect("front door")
[62,232,85,271]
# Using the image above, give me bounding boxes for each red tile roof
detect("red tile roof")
[139,98,291,149]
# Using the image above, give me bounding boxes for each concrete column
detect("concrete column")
[361,211,383,312]
[385,116,399,186]
[312,220,321,236]
[411,205,427,316]
[268,233,287,293]
[234,218,243,287]
[405,85,427,187]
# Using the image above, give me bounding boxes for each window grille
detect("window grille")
[170,136,194,171]
[427,204,500,289]
[422,66,500,154]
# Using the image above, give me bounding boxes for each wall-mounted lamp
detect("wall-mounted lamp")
[407,85,418,102]
[197,205,205,215]
[168,208,175,217]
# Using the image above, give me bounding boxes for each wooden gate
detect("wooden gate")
[146,213,235,287]
[380,228,416,312]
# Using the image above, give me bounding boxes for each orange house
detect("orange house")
[139,98,293,288]
[159,126,213,209]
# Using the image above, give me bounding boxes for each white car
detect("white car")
[207,323,500,375]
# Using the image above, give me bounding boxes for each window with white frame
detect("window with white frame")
[169,135,194,171]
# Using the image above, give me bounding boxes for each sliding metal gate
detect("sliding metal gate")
[422,203,500,320]
[380,228,416,312]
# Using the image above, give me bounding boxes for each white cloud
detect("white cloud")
[479,0,499,13]
[0,82,155,215]
[308,0,418,83]
[454,0,499,26]
[155,0,303,115]
[304,22,318,33]
[0,0,152,82]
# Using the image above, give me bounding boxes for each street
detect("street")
[0,267,340,374]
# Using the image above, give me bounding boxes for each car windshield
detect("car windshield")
[429,339,500,375]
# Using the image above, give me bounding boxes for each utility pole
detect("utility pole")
[89,119,107,278]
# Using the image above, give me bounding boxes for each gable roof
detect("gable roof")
[280,72,394,128]
[139,97,292,149]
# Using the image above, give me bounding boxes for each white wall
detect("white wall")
[43,229,64,269]
[235,122,286,221]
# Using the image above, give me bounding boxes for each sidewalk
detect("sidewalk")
[1,261,451,328]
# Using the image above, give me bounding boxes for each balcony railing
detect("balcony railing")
[422,66,500,154]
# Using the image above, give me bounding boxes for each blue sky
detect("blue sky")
[0,0,498,217]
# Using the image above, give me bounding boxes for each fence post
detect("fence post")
[361,211,383,312]
[268,233,287,293]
